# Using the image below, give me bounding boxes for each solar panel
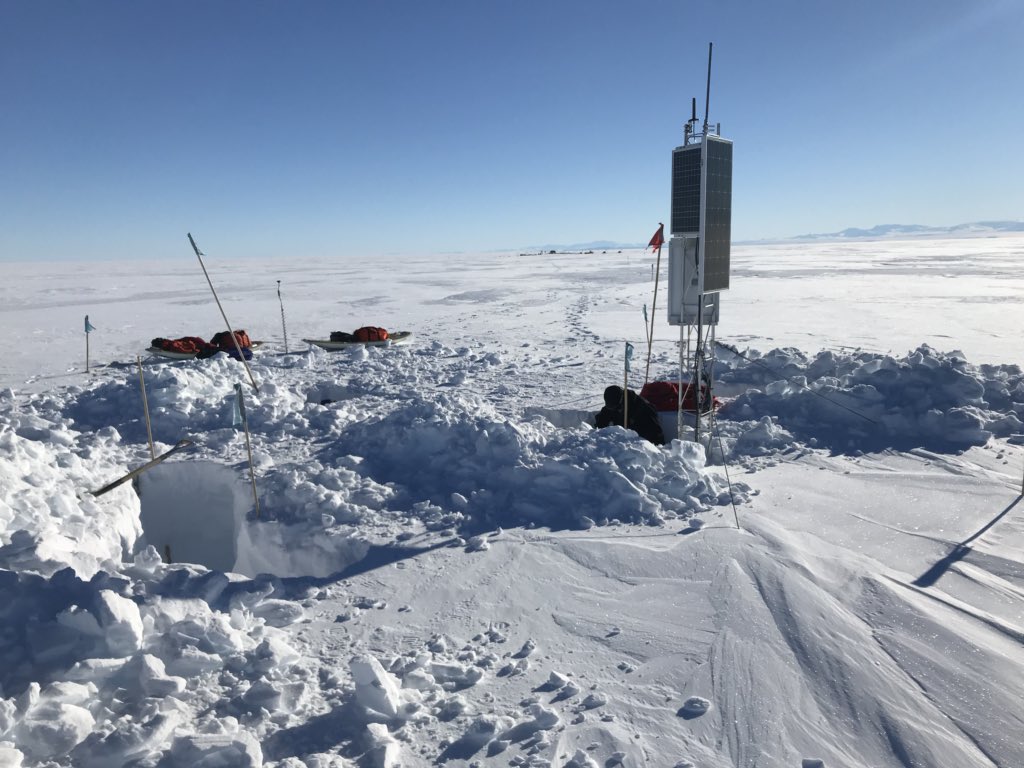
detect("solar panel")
[671,146,701,234]
[701,136,732,292]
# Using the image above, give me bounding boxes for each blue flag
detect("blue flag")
[232,384,244,427]
[643,304,648,324]
[84,315,96,334]
[624,341,634,373]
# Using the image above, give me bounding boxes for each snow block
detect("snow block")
[117,654,185,698]
[350,655,403,718]
[13,701,93,760]
[679,696,710,719]
[69,712,181,768]
[365,722,401,768]
[93,590,144,657]
[0,744,24,767]
[164,731,262,768]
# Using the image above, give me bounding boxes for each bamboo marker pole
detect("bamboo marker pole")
[137,356,156,460]
[187,233,259,393]
[234,383,262,520]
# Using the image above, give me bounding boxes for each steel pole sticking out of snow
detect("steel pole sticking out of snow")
[642,307,650,381]
[277,280,289,353]
[678,324,687,442]
[623,343,630,430]
[187,233,259,393]
[694,293,705,444]
[137,355,156,460]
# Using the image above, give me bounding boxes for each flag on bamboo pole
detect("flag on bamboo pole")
[624,342,635,372]
[647,223,664,252]
[643,304,648,324]
[84,315,96,333]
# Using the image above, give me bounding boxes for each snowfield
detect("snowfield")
[1,235,1024,767]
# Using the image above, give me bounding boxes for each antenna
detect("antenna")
[703,42,713,134]
[685,96,698,142]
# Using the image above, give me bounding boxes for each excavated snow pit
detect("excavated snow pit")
[136,461,248,573]
[136,460,373,579]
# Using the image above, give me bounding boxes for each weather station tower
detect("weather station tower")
[665,43,733,444]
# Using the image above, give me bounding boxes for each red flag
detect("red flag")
[647,223,664,251]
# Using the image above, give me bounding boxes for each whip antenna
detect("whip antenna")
[703,42,713,134]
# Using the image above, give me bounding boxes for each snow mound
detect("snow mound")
[718,345,1024,454]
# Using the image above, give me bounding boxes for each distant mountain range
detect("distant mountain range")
[792,220,1024,241]
[523,221,1024,253]
[521,240,632,253]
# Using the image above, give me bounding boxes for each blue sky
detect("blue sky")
[2,1,1022,262]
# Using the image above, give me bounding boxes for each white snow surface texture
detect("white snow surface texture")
[2,236,1024,767]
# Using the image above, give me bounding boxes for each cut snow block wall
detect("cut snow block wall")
[659,412,678,442]
[657,409,710,442]
[136,461,249,573]
[523,407,596,430]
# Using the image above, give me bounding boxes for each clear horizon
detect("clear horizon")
[2,1,1022,263]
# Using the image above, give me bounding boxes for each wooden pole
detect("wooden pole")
[187,233,259,393]
[234,384,262,520]
[644,241,663,386]
[90,439,194,497]
[136,356,156,460]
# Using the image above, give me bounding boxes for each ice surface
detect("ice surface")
[1,238,1023,766]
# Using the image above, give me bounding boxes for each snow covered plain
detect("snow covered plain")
[1,234,1024,767]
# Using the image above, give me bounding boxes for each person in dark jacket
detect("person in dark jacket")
[595,385,666,445]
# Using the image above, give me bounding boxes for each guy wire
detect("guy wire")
[715,341,878,425]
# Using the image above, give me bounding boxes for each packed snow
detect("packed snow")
[1,235,1024,767]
